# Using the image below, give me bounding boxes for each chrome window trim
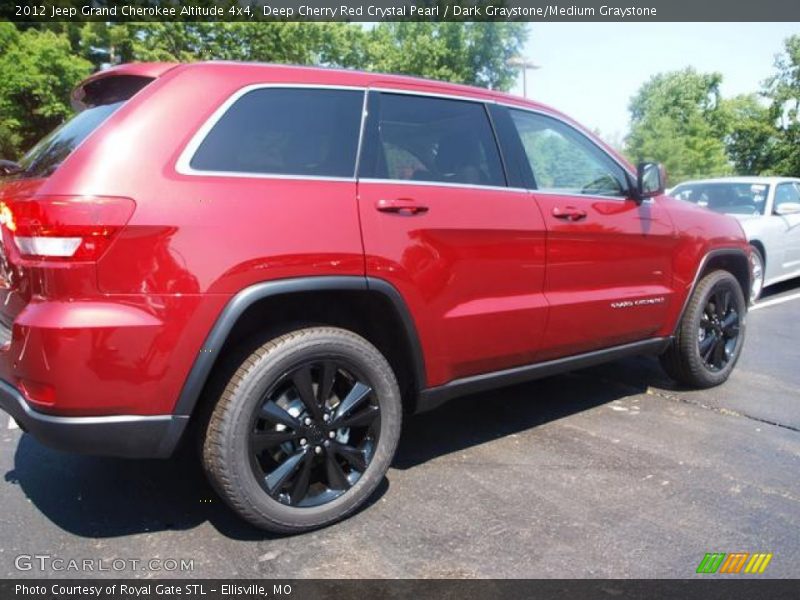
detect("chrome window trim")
[370,86,497,106]
[175,83,368,181]
[174,80,638,200]
[359,178,527,194]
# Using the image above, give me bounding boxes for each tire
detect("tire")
[749,244,765,303]
[660,270,746,388]
[202,326,402,533]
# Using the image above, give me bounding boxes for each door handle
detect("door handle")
[552,206,587,221]
[375,198,429,216]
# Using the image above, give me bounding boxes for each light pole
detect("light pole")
[507,56,540,98]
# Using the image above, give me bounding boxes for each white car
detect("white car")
[669,176,800,301]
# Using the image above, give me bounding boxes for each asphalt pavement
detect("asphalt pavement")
[1,281,799,579]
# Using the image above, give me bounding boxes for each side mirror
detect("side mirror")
[0,159,22,176]
[633,162,665,203]
[775,202,800,216]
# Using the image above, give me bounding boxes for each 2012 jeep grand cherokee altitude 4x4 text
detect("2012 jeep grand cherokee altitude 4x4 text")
[0,62,750,532]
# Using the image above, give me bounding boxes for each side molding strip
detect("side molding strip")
[416,337,670,413]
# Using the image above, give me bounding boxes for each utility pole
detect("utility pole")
[507,56,541,98]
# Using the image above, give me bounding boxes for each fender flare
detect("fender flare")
[172,276,426,417]
[672,247,751,335]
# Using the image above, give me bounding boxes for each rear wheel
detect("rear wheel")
[202,327,402,533]
[660,270,746,388]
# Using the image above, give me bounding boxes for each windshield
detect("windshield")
[670,182,769,216]
[14,102,124,179]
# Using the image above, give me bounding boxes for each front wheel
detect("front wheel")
[202,327,402,533]
[749,244,765,303]
[660,270,746,388]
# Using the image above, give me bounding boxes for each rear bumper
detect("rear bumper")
[0,379,187,458]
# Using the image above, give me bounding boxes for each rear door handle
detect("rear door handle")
[552,206,587,221]
[376,198,429,216]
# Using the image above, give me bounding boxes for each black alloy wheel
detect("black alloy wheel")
[697,287,741,372]
[249,360,380,508]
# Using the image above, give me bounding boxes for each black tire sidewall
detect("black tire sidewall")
[207,328,401,531]
[681,271,747,387]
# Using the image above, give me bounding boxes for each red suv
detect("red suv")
[0,62,750,532]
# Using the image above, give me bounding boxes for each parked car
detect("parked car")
[0,62,750,532]
[669,177,800,301]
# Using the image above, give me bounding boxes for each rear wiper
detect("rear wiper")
[0,159,23,176]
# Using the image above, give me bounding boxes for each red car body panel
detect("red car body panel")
[0,62,749,443]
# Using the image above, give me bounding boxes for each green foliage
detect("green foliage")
[0,24,92,158]
[0,22,527,158]
[763,34,800,177]
[363,23,526,89]
[625,68,732,183]
[720,94,775,175]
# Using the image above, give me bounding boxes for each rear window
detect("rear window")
[188,88,364,179]
[15,74,155,180]
[16,102,123,179]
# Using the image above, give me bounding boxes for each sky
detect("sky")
[509,23,800,144]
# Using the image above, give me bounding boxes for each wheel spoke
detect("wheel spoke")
[325,452,351,490]
[318,361,337,405]
[699,333,716,359]
[265,449,307,496]
[259,401,301,430]
[292,366,323,420]
[289,450,315,505]
[332,442,368,472]
[251,429,298,453]
[334,381,372,422]
[334,405,380,429]
[721,312,738,332]
[712,336,726,367]
[716,290,730,318]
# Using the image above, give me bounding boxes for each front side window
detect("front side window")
[671,182,769,216]
[190,88,364,178]
[774,182,800,212]
[510,109,628,197]
[362,93,505,187]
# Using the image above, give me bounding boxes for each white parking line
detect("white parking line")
[751,291,800,311]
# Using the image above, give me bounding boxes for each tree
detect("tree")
[363,22,526,90]
[763,34,800,176]
[720,94,775,175]
[0,24,92,158]
[0,22,527,157]
[625,68,732,183]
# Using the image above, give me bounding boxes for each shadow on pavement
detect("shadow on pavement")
[5,355,670,539]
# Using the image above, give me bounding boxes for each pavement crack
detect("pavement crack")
[646,387,800,434]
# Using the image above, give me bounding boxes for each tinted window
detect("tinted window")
[362,93,505,187]
[510,110,628,197]
[671,182,769,215]
[17,102,123,179]
[190,88,364,178]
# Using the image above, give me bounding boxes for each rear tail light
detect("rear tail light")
[0,196,135,261]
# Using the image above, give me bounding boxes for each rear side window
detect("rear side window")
[360,93,506,187]
[189,88,364,178]
[17,102,123,179]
